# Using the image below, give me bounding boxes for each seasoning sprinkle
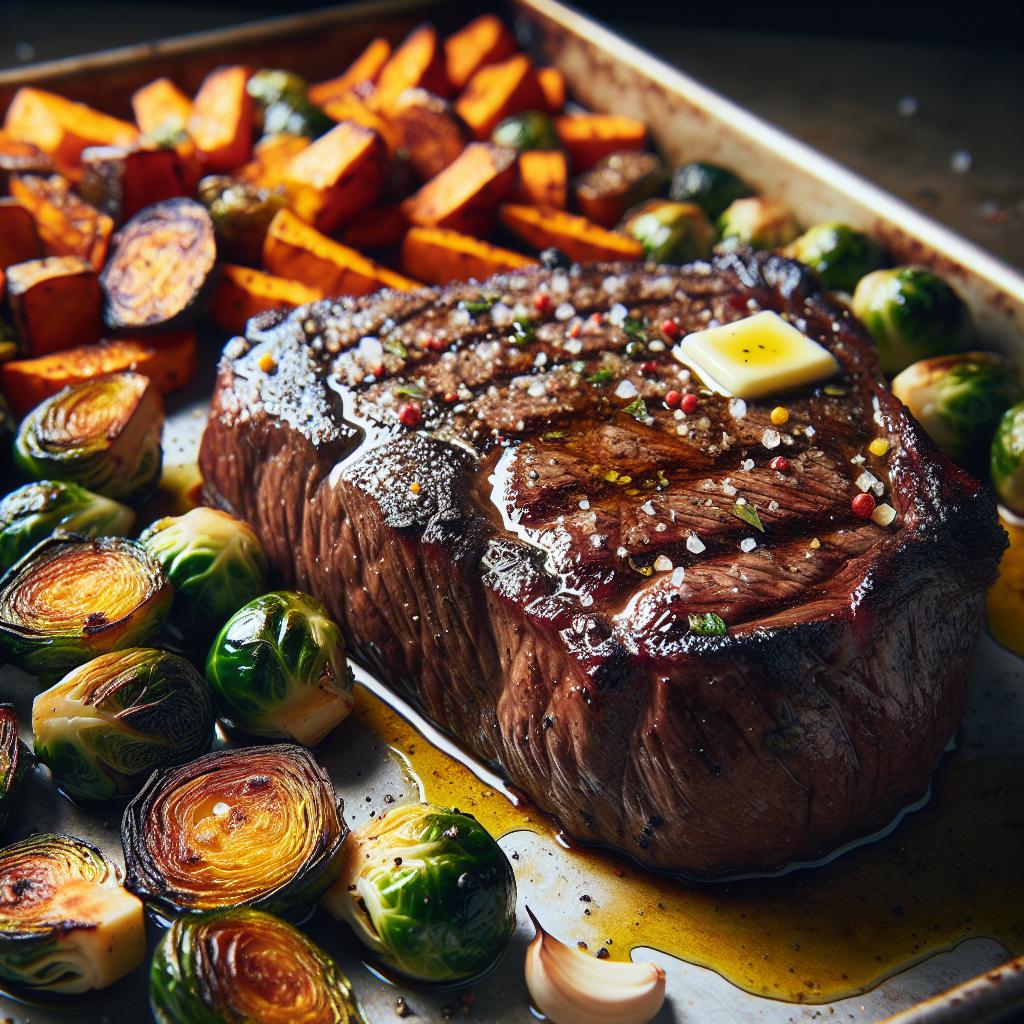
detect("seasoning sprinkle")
[770,406,790,425]
[868,437,891,457]
[257,351,277,373]
[851,492,875,519]
[680,393,698,414]
[398,402,422,428]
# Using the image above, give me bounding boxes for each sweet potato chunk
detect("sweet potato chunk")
[401,226,535,285]
[444,14,518,92]
[0,199,43,270]
[309,37,391,107]
[498,204,644,262]
[0,132,54,190]
[537,67,566,113]
[388,89,471,182]
[132,77,193,135]
[455,54,546,139]
[402,142,517,236]
[100,198,217,331]
[372,25,451,111]
[5,256,103,356]
[188,65,253,172]
[554,114,647,172]
[341,203,408,250]
[80,146,188,223]
[572,151,669,227]
[516,150,568,209]
[237,134,309,190]
[319,87,395,147]
[210,264,323,334]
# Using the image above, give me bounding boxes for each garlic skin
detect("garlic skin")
[524,909,666,1024]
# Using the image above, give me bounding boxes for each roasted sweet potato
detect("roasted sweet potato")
[309,37,391,107]
[263,208,421,297]
[402,142,517,235]
[319,87,395,147]
[554,114,647,172]
[188,65,254,172]
[498,203,644,262]
[455,54,546,139]
[537,67,566,113]
[516,150,568,209]
[401,226,535,285]
[341,203,408,250]
[0,330,196,417]
[444,14,518,92]
[237,133,309,190]
[210,264,323,334]
[283,121,387,233]
[0,132,54,190]
[100,198,217,331]
[0,199,43,270]
[79,146,188,223]
[5,256,103,357]
[372,25,451,111]
[131,77,193,135]
[387,88,471,182]
[572,151,669,227]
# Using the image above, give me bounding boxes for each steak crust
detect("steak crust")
[200,250,1005,876]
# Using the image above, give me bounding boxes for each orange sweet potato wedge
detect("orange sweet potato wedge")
[444,14,518,92]
[371,25,452,111]
[537,67,566,113]
[131,77,193,135]
[0,199,43,270]
[237,134,309,190]
[309,37,391,107]
[498,203,644,262]
[0,132,54,190]
[554,114,647,172]
[516,150,567,209]
[210,264,323,335]
[319,87,395,147]
[341,203,408,251]
[80,146,188,223]
[188,65,253,172]
[387,88,471,182]
[455,54,547,140]
[401,226,535,285]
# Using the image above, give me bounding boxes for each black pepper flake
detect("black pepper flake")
[596,947,610,959]
[395,996,412,1018]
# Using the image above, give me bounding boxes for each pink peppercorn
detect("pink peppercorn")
[641,360,659,376]
[533,293,552,314]
[665,390,682,409]
[680,393,699,414]
[851,492,875,519]
[398,402,422,428]
[769,456,792,472]
[661,319,679,338]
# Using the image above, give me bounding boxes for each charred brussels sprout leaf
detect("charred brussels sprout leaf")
[151,908,367,1024]
[688,612,727,637]
[991,401,1024,516]
[717,196,799,250]
[782,221,887,293]
[32,648,214,802]
[619,199,714,263]
[491,110,560,152]
[198,174,286,265]
[248,68,332,140]
[13,371,163,505]
[669,161,753,220]
[0,704,29,834]
[0,833,145,994]
[324,802,517,983]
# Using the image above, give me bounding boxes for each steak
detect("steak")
[200,250,1005,876]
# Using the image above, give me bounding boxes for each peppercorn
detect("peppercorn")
[680,393,699,414]
[852,492,875,519]
[769,456,792,472]
[641,360,659,376]
[533,292,552,314]
[398,402,422,428]
[665,390,682,409]
[770,406,790,426]
[869,437,890,457]
[661,319,679,339]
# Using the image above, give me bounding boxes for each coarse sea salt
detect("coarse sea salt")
[654,554,673,572]
[740,537,757,553]
[609,302,628,326]
[671,566,686,587]
[614,379,638,399]
[728,398,747,419]
[640,500,656,515]
[762,428,782,449]
[686,533,706,554]
[555,302,576,321]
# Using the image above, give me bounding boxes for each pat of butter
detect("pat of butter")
[673,310,839,398]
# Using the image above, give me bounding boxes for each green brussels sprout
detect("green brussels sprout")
[891,352,1019,466]
[669,161,753,220]
[717,196,800,250]
[140,506,268,636]
[206,591,353,747]
[491,110,560,152]
[782,221,887,293]
[0,534,173,683]
[33,648,214,803]
[247,69,332,140]
[198,174,286,266]
[324,802,517,983]
[852,266,973,376]
[619,199,715,263]
[0,704,29,833]
[0,833,145,994]
[122,744,345,922]
[247,69,309,108]
[151,908,367,1024]
[991,400,1024,515]
[13,371,163,505]
[0,480,135,576]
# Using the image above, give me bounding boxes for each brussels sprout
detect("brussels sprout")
[151,908,367,1024]
[0,480,135,576]
[140,506,268,637]
[782,221,887,293]
[0,833,145,994]
[122,743,345,922]
[991,401,1024,515]
[891,352,1019,466]
[13,371,163,505]
[573,151,669,226]
[198,174,286,265]
[324,802,517,983]
[247,69,332,140]
[852,266,973,376]
[0,704,29,833]
[669,161,754,220]
[0,534,173,683]
[33,648,214,803]
[247,69,308,108]
[491,110,560,152]
[619,199,714,263]
[206,591,353,747]
[717,196,799,250]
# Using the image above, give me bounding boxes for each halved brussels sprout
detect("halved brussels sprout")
[717,196,799,250]
[669,161,753,220]
[619,199,715,263]
[852,266,973,376]
[782,221,887,293]
[0,480,135,576]
[0,703,29,833]
[0,534,172,683]
[122,743,345,922]
[151,908,366,1024]
[33,648,214,803]
[206,591,353,747]
[491,111,560,152]
[891,352,1019,465]
[140,506,268,637]
[324,802,517,983]
[198,175,286,265]
[13,371,163,505]
[0,832,145,994]
[992,400,1024,516]
[247,69,332,140]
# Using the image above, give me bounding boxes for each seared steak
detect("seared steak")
[200,250,1004,876]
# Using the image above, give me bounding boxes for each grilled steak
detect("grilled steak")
[200,250,1005,876]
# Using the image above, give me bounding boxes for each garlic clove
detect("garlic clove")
[524,908,666,1024]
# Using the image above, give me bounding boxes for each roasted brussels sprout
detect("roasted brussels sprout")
[717,196,799,250]
[852,266,973,375]
[13,372,163,505]
[669,161,753,220]
[247,68,308,107]
[491,110,560,152]
[206,591,353,747]
[122,744,345,921]
[324,802,517,983]
[0,704,29,833]
[0,480,135,576]
[891,352,1019,465]
[140,506,268,636]
[991,401,1024,515]
[0,833,145,994]
[0,534,172,683]
[618,199,714,264]
[151,908,367,1024]
[33,648,214,803]
[782,221,887,293]
[248,68,332,140]
[198,174,286,266]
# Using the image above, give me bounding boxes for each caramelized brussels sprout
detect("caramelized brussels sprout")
[13,372,163,505]
[206,591,353,747]
[669,161,753,220]
[991,401,1024,515]
[0,833,145,994]
[151,908,366,1024]
[0,534,172,683]
[248,69,332,140]
[122,744,345,922]
[324,802,517,983]
[573,151,669,226]
[852,266,972,375]
[619,199,714,263]
[0,480,135,576]
[491,110,560,152]
[0,704,29,833]
[140,507,268,636]
[717,196,799,250]
[247,69,308,107]
[33,648,214,802]
[198,175,286,265]
[782,221,887,293]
